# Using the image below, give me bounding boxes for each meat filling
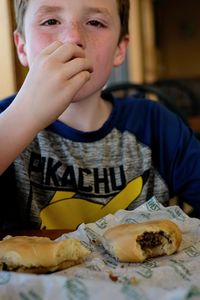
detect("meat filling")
[137,231,172,250]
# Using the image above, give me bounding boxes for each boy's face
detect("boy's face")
[14,0,128,101]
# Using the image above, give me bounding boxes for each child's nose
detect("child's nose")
[60,23,84,48]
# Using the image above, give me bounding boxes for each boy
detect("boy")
[0,0,200,230]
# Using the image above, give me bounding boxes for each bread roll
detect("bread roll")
[102,219,182,262]
[0,235,90,273]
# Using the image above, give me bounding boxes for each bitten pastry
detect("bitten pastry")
[102,219,182,262]
[0,235,90,273]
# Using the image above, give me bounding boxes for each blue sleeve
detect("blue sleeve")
[120,98,200,213]
[145,101,200,212]
[161,112,200,211]
[0,95,16,112]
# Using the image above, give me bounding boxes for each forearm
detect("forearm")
[0,97,40,175]
[0,42,92,174]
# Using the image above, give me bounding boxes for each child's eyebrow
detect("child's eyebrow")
[84,7,112,18]
[34,5,112,18]
[33,5,113,24]
[34,5,62,16]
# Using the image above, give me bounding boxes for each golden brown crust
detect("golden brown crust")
[0,235,90,273]
[102,219,182,262]
[1,259,82,274]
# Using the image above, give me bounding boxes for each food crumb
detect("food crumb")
[109,271,118,282]
[130,276,139,285]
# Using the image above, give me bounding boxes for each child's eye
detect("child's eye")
[41,19,60,26]
[87,20,106,28]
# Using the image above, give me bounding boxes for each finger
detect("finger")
[64,71,91,99]
[41,41,63,56]
[62,57,93,79]
[52,43,85,63]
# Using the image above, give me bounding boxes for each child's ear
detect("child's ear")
[113,35,129,67]
[13,30,28,67]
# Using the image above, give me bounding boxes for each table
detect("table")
[0,198,199,300]
[189,115,200,132]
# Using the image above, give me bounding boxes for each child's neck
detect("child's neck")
[58,95,112,132]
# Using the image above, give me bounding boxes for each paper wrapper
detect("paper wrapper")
[1,197,200,300]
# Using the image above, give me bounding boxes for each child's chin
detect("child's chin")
[71,89,94,103]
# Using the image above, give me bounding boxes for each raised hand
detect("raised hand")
[16,41,93,131]
[0,41,93,173]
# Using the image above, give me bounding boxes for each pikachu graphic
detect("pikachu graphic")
[40,172,148,230]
